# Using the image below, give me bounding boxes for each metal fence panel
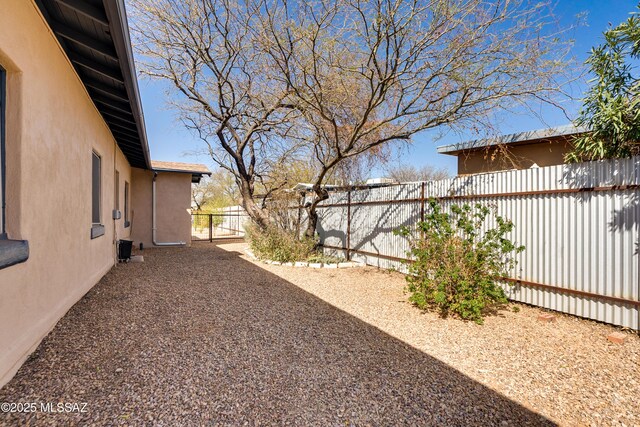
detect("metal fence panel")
[311,157,640,329]
[191,207,250,241]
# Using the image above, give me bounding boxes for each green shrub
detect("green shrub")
[306,253,341,264]
[395,200,524,324]
[246,224,316,263]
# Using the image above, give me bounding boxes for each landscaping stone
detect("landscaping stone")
[247,257,361,269]
[537,313,556,323]
[607,332,627,344]
[337,262,355,268]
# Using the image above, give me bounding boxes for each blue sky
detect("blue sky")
[137,0,638,176]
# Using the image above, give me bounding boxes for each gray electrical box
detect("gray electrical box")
[112,209,122,220]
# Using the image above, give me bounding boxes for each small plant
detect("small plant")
[306,253,341,264]
[395,199,524,324]
[245,224,317,263]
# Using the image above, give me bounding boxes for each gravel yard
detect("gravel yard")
[1,241,638,426]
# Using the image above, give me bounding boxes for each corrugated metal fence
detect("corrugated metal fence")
[307,156,640,329]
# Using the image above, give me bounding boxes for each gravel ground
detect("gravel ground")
[1,242,638,426]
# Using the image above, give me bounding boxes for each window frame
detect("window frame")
[0,65,6,238]
[90,150,104,239]
[0,64,29,269]
[124,180,130,228]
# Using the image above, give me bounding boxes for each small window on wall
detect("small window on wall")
[124,181,130,228]
[91,151,104,239]
[0,65,6,237]
[0,64,29,269]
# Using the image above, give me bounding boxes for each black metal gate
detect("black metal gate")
[191,210,248,241]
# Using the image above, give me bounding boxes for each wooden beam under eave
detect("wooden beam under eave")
[101,109,136,126]
[91,92,132,115]
[116,147,146,163]
[106,124,140,140]
[114,139,146,159]
[70,52,124,83]
[52,22,118,60]
[54,0,109,26]
[84,78,128,103]
[117,145,145,160]
[110,128,140,142]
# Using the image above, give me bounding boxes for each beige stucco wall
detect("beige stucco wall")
[0,0,133,387]
[130,169,193,248]
[456,138,572,175]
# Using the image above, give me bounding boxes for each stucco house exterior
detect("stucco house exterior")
[132,161,211,248]
[0,0,209,387]
[437,124,588,175]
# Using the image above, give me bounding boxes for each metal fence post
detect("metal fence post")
[346,190,351,261]
[296,194,303,239]
[420,181,425,223]
[208,214,213,242]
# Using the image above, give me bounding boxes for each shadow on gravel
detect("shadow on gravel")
[0,243,554,426]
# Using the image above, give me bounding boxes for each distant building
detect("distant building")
[437,125,588,175]
[292,178,396,194]
[365,177,396,185]
[291,183,342,193]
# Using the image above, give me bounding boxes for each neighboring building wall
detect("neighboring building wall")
[130,169,192,248]
[457,138,572,175]
[0,0,132,387]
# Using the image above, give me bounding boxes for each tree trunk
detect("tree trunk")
[304,187,329,239]
[304,207,319,239]
[239,179,270,229]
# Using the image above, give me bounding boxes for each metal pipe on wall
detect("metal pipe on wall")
[152,172,185,246]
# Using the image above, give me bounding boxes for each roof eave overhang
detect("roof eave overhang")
[437,125,590,156]
[35,0,151,169]
[152,168,212,183]
[103,0,151,169]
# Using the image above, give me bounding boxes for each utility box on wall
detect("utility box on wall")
[118,240,133,262]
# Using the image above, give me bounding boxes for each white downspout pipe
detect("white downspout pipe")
[152,172,186,246]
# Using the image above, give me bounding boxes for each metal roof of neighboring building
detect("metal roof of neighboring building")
[291,183,342,192]
[151,161,211,183]
[292,180,397,193]
[437,124,589,155]
[35,0,151,169]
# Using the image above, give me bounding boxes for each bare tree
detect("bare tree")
[256,0,576,237]
[191,169,241,211]
[191,179,213,212]
[131,0,300,227]
[132,0,576,239]
[385,164,450,183]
